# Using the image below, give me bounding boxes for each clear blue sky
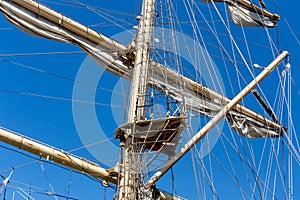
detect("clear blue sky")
[0,0,299,199]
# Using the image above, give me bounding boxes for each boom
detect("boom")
[0,126,117,184]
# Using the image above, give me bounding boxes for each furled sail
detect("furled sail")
[227,2,274,27]
[0,0,131,77]
[150,61,285,138]
[0,0,285,139]
[201,0,280,27]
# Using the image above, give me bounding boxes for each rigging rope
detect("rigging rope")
[66,169,72,200]
[68,137,115,153]
[0,57,123,96]
[0,89,123,107]
[71,0,135,33]
[0,144,115,198]
[0,28,13,30]
[39,162,59,200]
[272,0,300,46]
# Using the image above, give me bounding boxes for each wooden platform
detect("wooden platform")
[115,117,184,155]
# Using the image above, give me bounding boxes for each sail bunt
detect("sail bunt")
[201,0,280,27]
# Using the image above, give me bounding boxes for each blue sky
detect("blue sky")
[0,0,299,199]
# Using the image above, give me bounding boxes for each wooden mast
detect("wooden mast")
[118,0,155,199]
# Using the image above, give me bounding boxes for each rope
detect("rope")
[68,137,115,153]
[71,0,135,33]
[0,58,123,96]
[272,0,300,46]
[0,144,116,199]
[0,88,123,107]
[0,51,84,57]
[39,162,59,200]
[170,167,176,196]
[0,28,14,30]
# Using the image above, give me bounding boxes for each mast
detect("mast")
[128,0,155,121]
[119,0,155,199]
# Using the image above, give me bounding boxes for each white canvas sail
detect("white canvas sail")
[227,2,275,27]
[202,0,278,27]
[0,170,13,195]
